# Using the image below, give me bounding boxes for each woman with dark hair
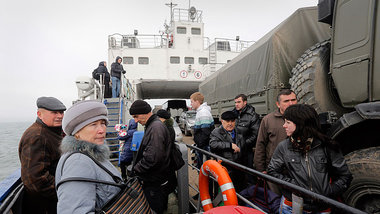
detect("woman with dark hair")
[268,104,352,214]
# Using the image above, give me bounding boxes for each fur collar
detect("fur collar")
[60,136,110,162]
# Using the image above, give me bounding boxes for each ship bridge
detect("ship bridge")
[108,5,254,99]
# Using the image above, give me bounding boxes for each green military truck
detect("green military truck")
[199,0,380,212]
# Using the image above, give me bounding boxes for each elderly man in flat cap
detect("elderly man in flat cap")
[209,110,247,192]
[129,100,176,214]
[18,96,66,214]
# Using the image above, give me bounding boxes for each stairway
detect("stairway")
[103,98,124,163]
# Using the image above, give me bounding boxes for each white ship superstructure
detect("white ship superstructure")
[108,3,253,99]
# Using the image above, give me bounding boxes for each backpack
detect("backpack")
[92,68,100,80]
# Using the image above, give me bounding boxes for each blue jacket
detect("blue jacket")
[119,119,137,163]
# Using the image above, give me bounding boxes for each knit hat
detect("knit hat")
[129,100,151,115]
[156,109,171,119]
[221,110,238,121]
[62,100,108,135]
[37,96,66,111]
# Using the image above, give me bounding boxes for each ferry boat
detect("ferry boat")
[0,3,368,214]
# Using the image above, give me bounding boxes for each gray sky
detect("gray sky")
[0,0,317,122]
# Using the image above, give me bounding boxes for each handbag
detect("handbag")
[239,181,281,214]
[171,143,185,170]
[56,151,152,214]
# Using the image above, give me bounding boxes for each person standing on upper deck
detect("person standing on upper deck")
[190,92,214,169]
[232,94,260,184]
[93,61,111,98]
[18,96,66,214]
[110,56,126,98]
[254,89,297,194]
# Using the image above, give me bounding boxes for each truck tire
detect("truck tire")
[289,40,346,116]
[343,147,380,213]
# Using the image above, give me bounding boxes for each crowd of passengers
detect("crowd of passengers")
[17,88,352,214]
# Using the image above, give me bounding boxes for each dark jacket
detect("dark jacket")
[254,109,288,172]
[18,118,63,212]
[110,56,125,79]
[118,119,137,163]
[210,126,245,163]
[93,61,110,82]
[133,114,174,185]
[163,118,175,143]
[233,104,260,149]
[268,138,352,211]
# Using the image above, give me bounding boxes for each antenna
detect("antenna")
[165,1,178,25]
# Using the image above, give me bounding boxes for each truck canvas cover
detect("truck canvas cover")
[200,7,330,104]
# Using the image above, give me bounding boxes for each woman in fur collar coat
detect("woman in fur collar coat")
[55,101,122,214]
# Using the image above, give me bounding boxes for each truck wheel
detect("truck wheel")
[343,147,380,213]
[289,40,346,116]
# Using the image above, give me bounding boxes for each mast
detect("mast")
[165,1,177,25]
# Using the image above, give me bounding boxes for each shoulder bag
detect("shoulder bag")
[56,151,152,214]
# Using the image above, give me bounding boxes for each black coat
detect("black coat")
[268,138,352,211]
[209,126,245,163]
[233,104,260,149]
[110,56,125,79]
[133,115,174,185]
[93,62,110,82]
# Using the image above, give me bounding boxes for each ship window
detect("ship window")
[123,57,133,64]
[185,57,194,64]
[191,28,201,35]
[177,27,187,34]
[227,60,231,63]
[138,57,149,64]
[198,57,208,64]
[170,56,180,64]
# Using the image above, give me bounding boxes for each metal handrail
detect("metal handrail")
[186,144,366,214]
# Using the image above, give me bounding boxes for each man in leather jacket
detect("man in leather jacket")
[210,110,246,192]
[233,94,260,184]
[19,96,66,214]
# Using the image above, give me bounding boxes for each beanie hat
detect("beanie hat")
[156,109,171,119]
[129,100,151,115]
[221,110,238,121]
[62,100,108,135]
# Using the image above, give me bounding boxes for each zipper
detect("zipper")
[305,151,313,191]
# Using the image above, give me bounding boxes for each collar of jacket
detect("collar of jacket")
[163,117,174,127]
[221,126,238,143]
[60,135,110,162]
[274,109,283,118]
[145,114,159,129]
[237,104,255,116]
[287,137,323,152]
[36,117,63,136]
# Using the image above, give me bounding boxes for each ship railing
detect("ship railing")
[108,33,168,49]
[205,37,255,53]
[120,74,135,101]
[172,8,203,23]
[184,144,366,214]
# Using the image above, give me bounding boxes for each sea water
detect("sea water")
[0,121,33,181]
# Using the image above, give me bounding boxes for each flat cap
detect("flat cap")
[221,110,238,121]
[37,96,66,111]
[129,100,152,115]
[62,100,108,135]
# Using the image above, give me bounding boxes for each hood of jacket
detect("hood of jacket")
[115,56,122,64]
[60,136,110,162]
[197,102,211,113]
[128,119,138,130]
[98,61,105,67]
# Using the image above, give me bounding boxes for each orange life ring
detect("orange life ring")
[199,160,238,211]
